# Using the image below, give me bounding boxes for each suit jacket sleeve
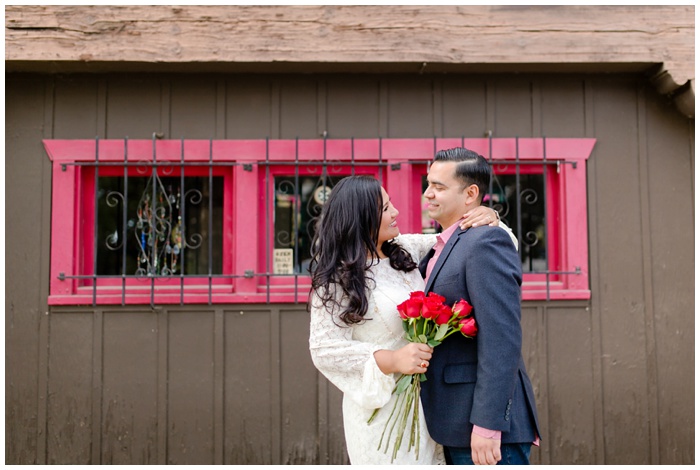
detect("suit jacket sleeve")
[465,227,523,432]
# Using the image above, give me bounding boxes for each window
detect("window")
[44,137,594,305]
[95,173,224,277]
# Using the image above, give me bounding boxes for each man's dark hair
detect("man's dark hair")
[434,147,491,201]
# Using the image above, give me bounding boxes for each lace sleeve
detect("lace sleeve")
[308,289,396,409]
[498,221,519,250]
[394,233,438,261]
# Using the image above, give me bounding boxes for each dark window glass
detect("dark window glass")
[489,172,546,273]
[273,175,340,275]
[96,175,223,276]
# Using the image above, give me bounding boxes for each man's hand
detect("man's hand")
[471,432,502,465]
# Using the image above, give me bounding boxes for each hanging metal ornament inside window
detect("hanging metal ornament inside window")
[104,170,203,276]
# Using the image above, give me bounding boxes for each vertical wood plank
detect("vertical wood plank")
[519,304,546,465]
[317,79,327,138]
[36,310,50,466]
[160,79,171,138]
[271,80,281,139]
[493,77,533,137]
[279,308,318,464]
[215,79,226,139]
[157,309,168,464]
[226,78,273,139]
[101,312,159,464]
[485,79,496,137]
[442,77,488,138]
[167,310,215,464]
[327,384,349,463]
[432,78,442,137]
[386,76,433,137]
[378,79,389,137]
[90,310,103,464]
[326,77,381,138]
[213,309,225,464]
[583,79,606,465]
[106,77,163,138]
[6,76,50,465]
[224,308,273,464]
[46,313,93,464]
[270,308,282,464]
[531,78,542,137]
[545,305,596,464]
[96,79,107,138]
[279,78,318,139]
[643,85,695,464]
[52,77,99,138]
[590,77,651,464]
[316,369,329,464]
[635,83,660,465]
[541,77,586,137]
[36,77,54,466]
[171,78,218,139]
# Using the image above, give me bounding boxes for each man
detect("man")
[419,148,540,465]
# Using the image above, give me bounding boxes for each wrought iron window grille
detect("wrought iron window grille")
[47,135,594,306]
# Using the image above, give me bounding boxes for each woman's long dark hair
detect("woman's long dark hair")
[308,175,417,325]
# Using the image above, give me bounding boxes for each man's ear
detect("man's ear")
[465,184,480,205]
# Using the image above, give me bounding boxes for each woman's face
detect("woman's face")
[377,187,400,247]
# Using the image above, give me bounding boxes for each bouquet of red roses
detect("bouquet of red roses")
[367,291,478,461]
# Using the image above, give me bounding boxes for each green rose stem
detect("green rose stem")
[409,376,421,459]
[391,374,420,462]
[367,292,477,462]
[383,379,410,454]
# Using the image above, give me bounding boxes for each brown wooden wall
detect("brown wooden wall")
[5,72,694,464]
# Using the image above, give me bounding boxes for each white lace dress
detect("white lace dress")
[309,234,445,465]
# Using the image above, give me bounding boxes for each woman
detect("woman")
[308,175,508,465]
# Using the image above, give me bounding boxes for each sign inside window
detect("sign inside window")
[273,248,294,275]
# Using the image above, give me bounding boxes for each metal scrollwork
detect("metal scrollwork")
[182,188,203,249]
[105,191,125,250]
[522,230,539,248]
[275,180,297,247]
[487,176,509,219]
[305,178,331,241]
[521,188,538,205]
[104,172,204,277]
[135,173,173,276]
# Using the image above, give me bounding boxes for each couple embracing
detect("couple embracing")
[309,148,540,465]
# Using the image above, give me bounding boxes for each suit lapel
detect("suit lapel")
[424,228,466,293]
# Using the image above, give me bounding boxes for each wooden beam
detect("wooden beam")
[6,5,694,113]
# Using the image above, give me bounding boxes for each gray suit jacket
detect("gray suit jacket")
[418,225,540,447]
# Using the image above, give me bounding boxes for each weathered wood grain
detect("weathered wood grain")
[5,5,693,87]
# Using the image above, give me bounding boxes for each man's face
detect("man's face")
[423,161,468,229]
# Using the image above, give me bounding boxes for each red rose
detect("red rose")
[459,317,478,337]
[397,299,409,319]
[421,296,445,320]
[434,305,454,325]
[409,291,426,302]
[453,299,473,318]
[398,297,423,319]
[426,292,446,304]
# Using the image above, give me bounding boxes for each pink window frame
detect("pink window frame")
[44,137,595,305]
